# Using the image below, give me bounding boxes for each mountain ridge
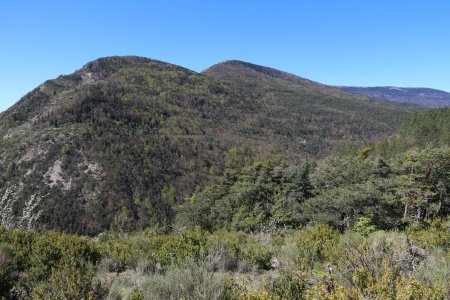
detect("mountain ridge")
[339,86,450,107]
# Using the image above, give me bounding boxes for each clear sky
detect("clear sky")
[1,0,449,112]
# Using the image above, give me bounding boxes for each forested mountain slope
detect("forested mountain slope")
[203,60,417,152]
[0,56,414,234]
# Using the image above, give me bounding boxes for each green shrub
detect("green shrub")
[353,216,377,236]
[269,271,307,300]
[406,218,450,254]
[0,242,14,295]
[108,260,226,300]
[144,261,225,300]
[296,224,339,270]
[32,261,96,300]
[245,243,273,270]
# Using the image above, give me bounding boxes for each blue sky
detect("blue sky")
[1,0,449,112]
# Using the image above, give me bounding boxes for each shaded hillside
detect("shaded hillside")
[339,86,450,107]
[0,57,414,234]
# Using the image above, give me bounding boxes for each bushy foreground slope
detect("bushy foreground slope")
[0,221,448,299]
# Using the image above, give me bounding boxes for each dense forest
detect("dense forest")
[0,105,449,298]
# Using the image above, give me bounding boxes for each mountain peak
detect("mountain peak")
[82,55,152,68]
[203,60,315,86]
[78,56,161,77]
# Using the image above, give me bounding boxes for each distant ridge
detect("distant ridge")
[339,86,450,108]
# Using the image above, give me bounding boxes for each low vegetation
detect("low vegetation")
[0,220,448,299]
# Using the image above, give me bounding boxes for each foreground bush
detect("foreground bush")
[0,223,448,299]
